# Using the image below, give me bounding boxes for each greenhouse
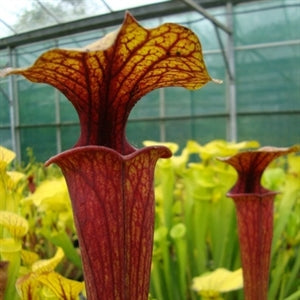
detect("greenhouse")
[0,0,299,300]
[0,0,299,161]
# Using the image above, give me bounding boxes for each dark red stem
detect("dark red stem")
[221,147,300,300]
[231,192,276,300]
[46,146,171,300]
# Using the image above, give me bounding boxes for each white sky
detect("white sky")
[0,0,169,37]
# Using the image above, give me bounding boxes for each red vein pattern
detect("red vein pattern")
[1,12,216,299]
[220,146,299,300]
[233,193,275,300]
[46,146,172,300]
[3,12,212,154]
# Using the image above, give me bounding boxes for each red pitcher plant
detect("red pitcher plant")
[220,146,299,300]
[1,13,217,299]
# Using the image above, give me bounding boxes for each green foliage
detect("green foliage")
[0,141,299,300]
[0,147,83,300]
[147,140,300,300]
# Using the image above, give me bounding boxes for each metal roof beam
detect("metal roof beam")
[0,1,190,49]
[0,0,260,50]
[180,0,232,34]
[0,0,262,50]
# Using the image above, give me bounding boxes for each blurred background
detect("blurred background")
[0,0,299,162]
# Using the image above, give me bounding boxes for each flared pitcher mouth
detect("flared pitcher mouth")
[45,145,172,167]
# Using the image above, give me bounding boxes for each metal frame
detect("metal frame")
[180,0,237,141]
[0,1,198,49]
[1,0,297,160]
[1,0,240,158]
[0,0,260,49]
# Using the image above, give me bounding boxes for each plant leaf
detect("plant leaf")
[21,249,40,267]
[28,177,68,208]
[37,272,84,300]
[0,211,29,238]
[219,145,300,300]
[0,146,15,170]
[42,230,82,269]
[192,268,243,293]
[220,145,300,195]
[16,273,42,300]
[32,247,64,274]
[46,145,171,300]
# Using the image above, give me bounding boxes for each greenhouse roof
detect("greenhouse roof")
[0,0,299,161]
[0,0,264,49]
[0,0,168,38]
[0,0,258,47]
